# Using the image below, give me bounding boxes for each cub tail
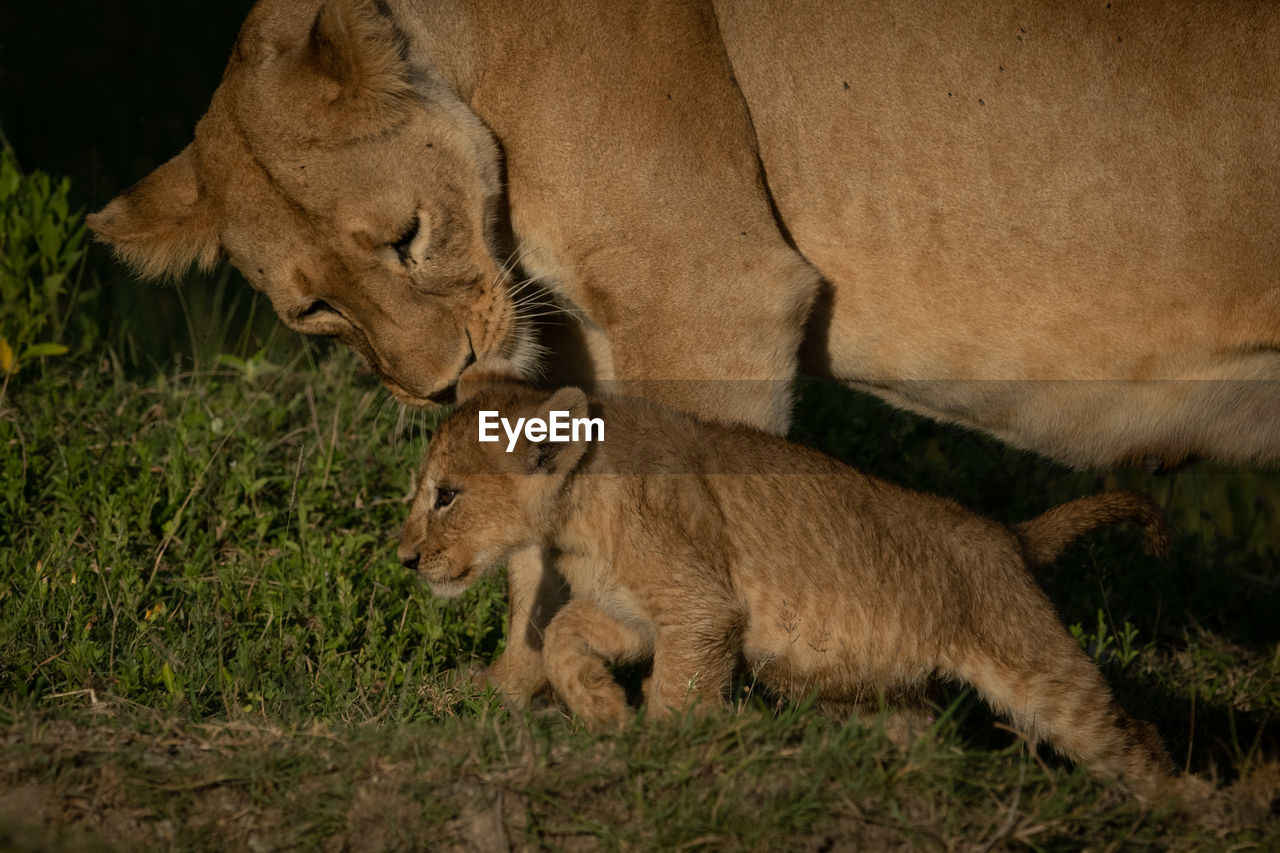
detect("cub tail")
[1014,491,1169,568]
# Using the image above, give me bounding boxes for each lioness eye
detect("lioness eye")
[434,487,457,510]
[391,216,420,263]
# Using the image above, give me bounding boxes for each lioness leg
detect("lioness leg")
[484,545,568,706]
[544,598,651,730]
[603,248,821,435]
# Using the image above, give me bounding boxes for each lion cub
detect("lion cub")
[399,380,1177,792]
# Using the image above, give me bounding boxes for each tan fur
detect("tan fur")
[1014,491,1169,568]
[400,383,1181,795]
[87,0,1280,464]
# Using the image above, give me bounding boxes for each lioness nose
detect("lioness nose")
[400,553,420,571]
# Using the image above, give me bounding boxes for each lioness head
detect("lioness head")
[398,383,590,597]
[87,0,534,405]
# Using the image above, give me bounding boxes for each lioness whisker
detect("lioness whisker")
[503,267,557,301]
[513,300,568,314]
[503,276,544,301]
[512,286,584,322]
[492,255,521,294]
[509,337,550,380]
[515,311,575,323]
[393,401,409,442]
[373,389,396,424]
[491,245,535,296]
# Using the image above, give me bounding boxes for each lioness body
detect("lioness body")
[400,384,1177,791]
[91,0,1280,467]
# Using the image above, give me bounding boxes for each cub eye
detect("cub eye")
[391,216,420,263]
[434,487,457,510]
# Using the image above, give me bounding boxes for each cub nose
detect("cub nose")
[399,552,420,572]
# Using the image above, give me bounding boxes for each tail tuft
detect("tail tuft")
[1014,491,1169,567]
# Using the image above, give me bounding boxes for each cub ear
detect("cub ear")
[86,146,221,281]
[526,386,593,478]
[456,354,528,405]
[544,386,589,422]
[308,0,413,119]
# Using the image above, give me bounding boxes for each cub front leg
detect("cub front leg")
[645,617,742,720]
[483,545,568,705]
[544,598,651,730]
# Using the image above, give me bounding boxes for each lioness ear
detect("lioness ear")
[308,0,413,120]
[526,387,593,477]
[86,146,221,281]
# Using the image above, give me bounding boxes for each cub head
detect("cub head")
[398,379,592,598]
[87,0,537,405]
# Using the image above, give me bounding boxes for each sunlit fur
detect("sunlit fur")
[90,0,1280,464]
[402,382,1188,798]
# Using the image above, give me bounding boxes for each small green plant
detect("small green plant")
[0,142,89,384]
[215,349,282,384]
[1070,608,1144,667]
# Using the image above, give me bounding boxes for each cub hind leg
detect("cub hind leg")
[945,585,1175,795]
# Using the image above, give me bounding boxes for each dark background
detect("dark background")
[1,0,265,366]
[1,1,254,206]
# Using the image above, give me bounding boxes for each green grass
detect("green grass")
[1,317,1278,849]
[2,343,507,723]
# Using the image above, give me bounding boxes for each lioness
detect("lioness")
[399,380,1180,794]
[88,0,1280,470]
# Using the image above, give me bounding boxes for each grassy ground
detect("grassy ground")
[2,319,1278,850]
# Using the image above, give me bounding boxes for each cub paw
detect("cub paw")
[484,654,550,707]
[558,680,629,732]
